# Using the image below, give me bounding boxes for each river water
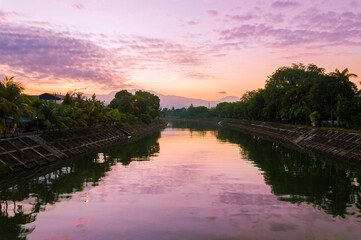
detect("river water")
[1,121,361,240]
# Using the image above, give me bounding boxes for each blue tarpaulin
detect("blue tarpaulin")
[4,116,31,122]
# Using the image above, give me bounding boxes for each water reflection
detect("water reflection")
[216,127,361,218]
[0,131,161,240]
[0,204,36,240]
[170,120,361,218]
[1,122,361,239]
[169,120,219,132]
[105,131,160,166]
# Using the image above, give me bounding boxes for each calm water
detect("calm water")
[1,121,361,240]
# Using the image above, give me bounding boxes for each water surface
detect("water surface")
[1,121,361,240]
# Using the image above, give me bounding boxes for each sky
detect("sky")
[0,0,361,100]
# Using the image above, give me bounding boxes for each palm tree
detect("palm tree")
[329,69,358,126]
[0,76,33,135]
[36,100,59,132]
[331,68,358,81]
[62,92,74,105]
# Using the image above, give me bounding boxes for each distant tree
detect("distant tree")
[188,106,209,118]
[216,102,229,118]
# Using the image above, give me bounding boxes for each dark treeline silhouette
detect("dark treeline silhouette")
[164,64,360,128]
[216,127,361,218]
[169,120,361,218]
[0,131,161,239]
[0,76,161,135]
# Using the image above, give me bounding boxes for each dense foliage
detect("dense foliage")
[0,76,161,135]
[164,64,360,128]
[109,90,161,124]
[0,76,33,133]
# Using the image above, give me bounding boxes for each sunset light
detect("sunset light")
[1,2,361,239]
[1,0,360,100]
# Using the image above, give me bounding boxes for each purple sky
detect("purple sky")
[0,0,360,99]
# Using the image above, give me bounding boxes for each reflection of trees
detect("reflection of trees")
[170,120,218,137]
[0,203,36,240]
[105,131,161,166]
[0,131,161,239]
[170,120,218,130]
[216,127,361,218]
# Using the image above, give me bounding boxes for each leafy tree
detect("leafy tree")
[109,90,161,124]
[33,100,59,132]
[163,63,360,129]
[247,90,265,120]
[0,76,34,134]
[329,68,358,126]
[330,68,358,82]
[134,91,160,118]
[62,92,74,105]
[109,90,133,113]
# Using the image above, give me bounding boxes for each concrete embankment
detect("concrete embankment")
[220,119,361,164]
[0,119,168,176]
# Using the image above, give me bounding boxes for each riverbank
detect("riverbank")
[166,117,361,164]
[219,119,361,164]
[0,118,168,176]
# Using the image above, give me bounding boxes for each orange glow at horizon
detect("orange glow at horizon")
[1,0,361,101]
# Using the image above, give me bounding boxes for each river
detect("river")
[0,120,361,240]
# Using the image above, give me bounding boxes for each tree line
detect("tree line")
[0,76,161,135]
[163,63,360,128]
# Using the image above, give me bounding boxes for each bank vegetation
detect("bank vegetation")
[164,64,360,129]
[0,76,161,135]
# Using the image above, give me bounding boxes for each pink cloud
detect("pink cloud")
[0,10,22,21]
[216,8,361,50]
[71,4,87,11]
[184,72,211,79]
[0,23,125,88]
[265,13,284,23]
[281,52,321,59]
[0,11,9,20]
[350,1,359,8]
[211,42,242,52]
[271,1,300,9]
[187,20,198,26]
[205,10,218,17]
[123,36,204,66]
[0,22,206,90]
[227,14,257,22]
[177,18,200,27]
